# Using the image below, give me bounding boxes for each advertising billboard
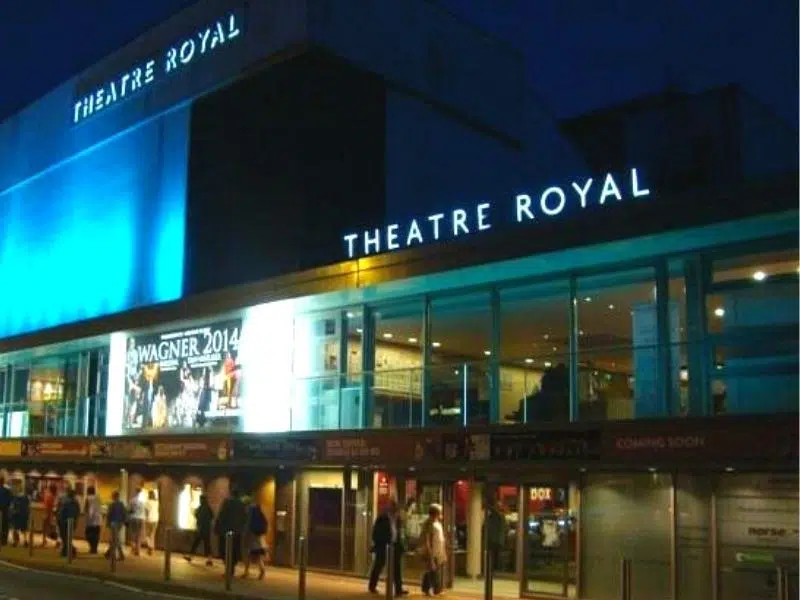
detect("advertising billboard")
[123,319,242,432]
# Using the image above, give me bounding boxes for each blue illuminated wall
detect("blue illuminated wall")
[0,107,188,339]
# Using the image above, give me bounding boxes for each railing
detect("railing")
[1,339,796,439]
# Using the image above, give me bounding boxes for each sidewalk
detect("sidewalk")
[0,540,516,600]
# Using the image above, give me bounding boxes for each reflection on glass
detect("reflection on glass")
[576,268,657,421]
[429,293,491,426]
[370,302,423,428]
[178,483,202,530]
[706,248,799,414]
[499,281,570,424]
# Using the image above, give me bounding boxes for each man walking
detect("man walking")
[0,477,11,546]
[368,500,407,595]
[105,491,126,562]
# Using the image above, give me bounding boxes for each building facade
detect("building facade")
[0,2,797,599]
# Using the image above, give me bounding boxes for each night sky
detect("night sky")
[0,0,797,126]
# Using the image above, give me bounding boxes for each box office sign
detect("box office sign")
[21,440,90,458]
[490,431,602,461]
[231,438,320,462]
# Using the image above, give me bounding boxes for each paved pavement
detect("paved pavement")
[0,541,517,600]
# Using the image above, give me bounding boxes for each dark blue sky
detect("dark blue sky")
[0,0,797,126]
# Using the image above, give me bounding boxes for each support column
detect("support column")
[466,481,484,579]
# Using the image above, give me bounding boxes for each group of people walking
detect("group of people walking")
[368,500,447,597]
[0,478,268,578]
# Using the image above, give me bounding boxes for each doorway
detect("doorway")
[307,487,343,569]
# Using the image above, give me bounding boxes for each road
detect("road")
[0,561,209,600]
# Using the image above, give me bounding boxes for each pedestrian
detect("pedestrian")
[368,499,404,595]
[419,503,446,597]
[214,487,246,575]
[144,490,159,555]
[104,491,126,562]
[57,488,80,558]
[0,476,11,546]
[10,486,30,548]
[242,500,268,580]
[84,486,103,554]
[128,488,145,556]
[184,494,214,566]
[486,498,506,572]
[40,484,57,547]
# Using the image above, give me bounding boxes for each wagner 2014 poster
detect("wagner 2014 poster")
[123,319,242,432]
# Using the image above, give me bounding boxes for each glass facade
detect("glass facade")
[0,236,796,438]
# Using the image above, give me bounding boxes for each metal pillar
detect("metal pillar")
[298,535,308,600]
[224,531,234,591]
[619,557,632,600]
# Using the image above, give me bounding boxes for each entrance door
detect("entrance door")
[307,488,343,569]
[521,484,578,598]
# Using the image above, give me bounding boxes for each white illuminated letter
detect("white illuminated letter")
[452,209,469,236]
[73,101,82,123]
[571,178,593,208]
[364,228,381,255]
[406,219,424,246]
[180,39,196,64]
[631,168,650,197]
[343,234,358,258]
[85,93,94,116]
[427,213,445,240]
[144,60,155,84]
[94,89,105,111]
[210,21,226,49]
[165,48,178,73]
[130,68,143,92]
[386,224,400,250]
[120,73,130,97]
[107,81,118,104]
[540,187,566,216]
[198,28,212,54]
[228,13,241,38]
[477,203,491,230]
[599,173,622,204]
[515,194,534,222]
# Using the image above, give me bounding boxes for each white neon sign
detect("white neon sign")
[72,12,242,125]
[343,168,651,259]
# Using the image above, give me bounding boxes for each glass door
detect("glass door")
[521,484,578,598]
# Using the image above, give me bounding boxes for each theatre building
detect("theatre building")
[0,1,797,599]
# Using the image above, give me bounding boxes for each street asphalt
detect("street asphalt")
[0,561,208,600]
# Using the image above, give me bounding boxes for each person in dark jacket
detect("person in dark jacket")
[184,494,214,566]
[105,491,126,561]
[10,486,31,547]
[215,488,246,573]
[0,477,12,546]
[57,488,80,558]
[368,500,407,595]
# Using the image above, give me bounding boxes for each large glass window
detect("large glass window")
[576,268,658,421]
[429,292,492,426]
[370,301,424,428]
[705,248,799,414]
[499,281,570,424]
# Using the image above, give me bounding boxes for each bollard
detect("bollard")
[298,535,307,600]
[224,531,234,591]
[163,527,172,581]
[619,557,632,600]
[66,518,74,564]
[484,546,494,600]
[385,543,395,600]
[27,511,34,556]
[776,565,789,600]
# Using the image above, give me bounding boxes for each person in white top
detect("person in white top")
[84,487,104,554]
[128,489,146,556]
[144,490,159,556]
[420,503,446,597]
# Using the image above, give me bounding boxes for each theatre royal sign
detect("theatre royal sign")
[343,168,651,259]
[72,11,242,125]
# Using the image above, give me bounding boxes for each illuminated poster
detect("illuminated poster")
[123,319,242,432]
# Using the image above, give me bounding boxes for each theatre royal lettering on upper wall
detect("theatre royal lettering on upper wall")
[72,11,243,125]
[343,167,652,259]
